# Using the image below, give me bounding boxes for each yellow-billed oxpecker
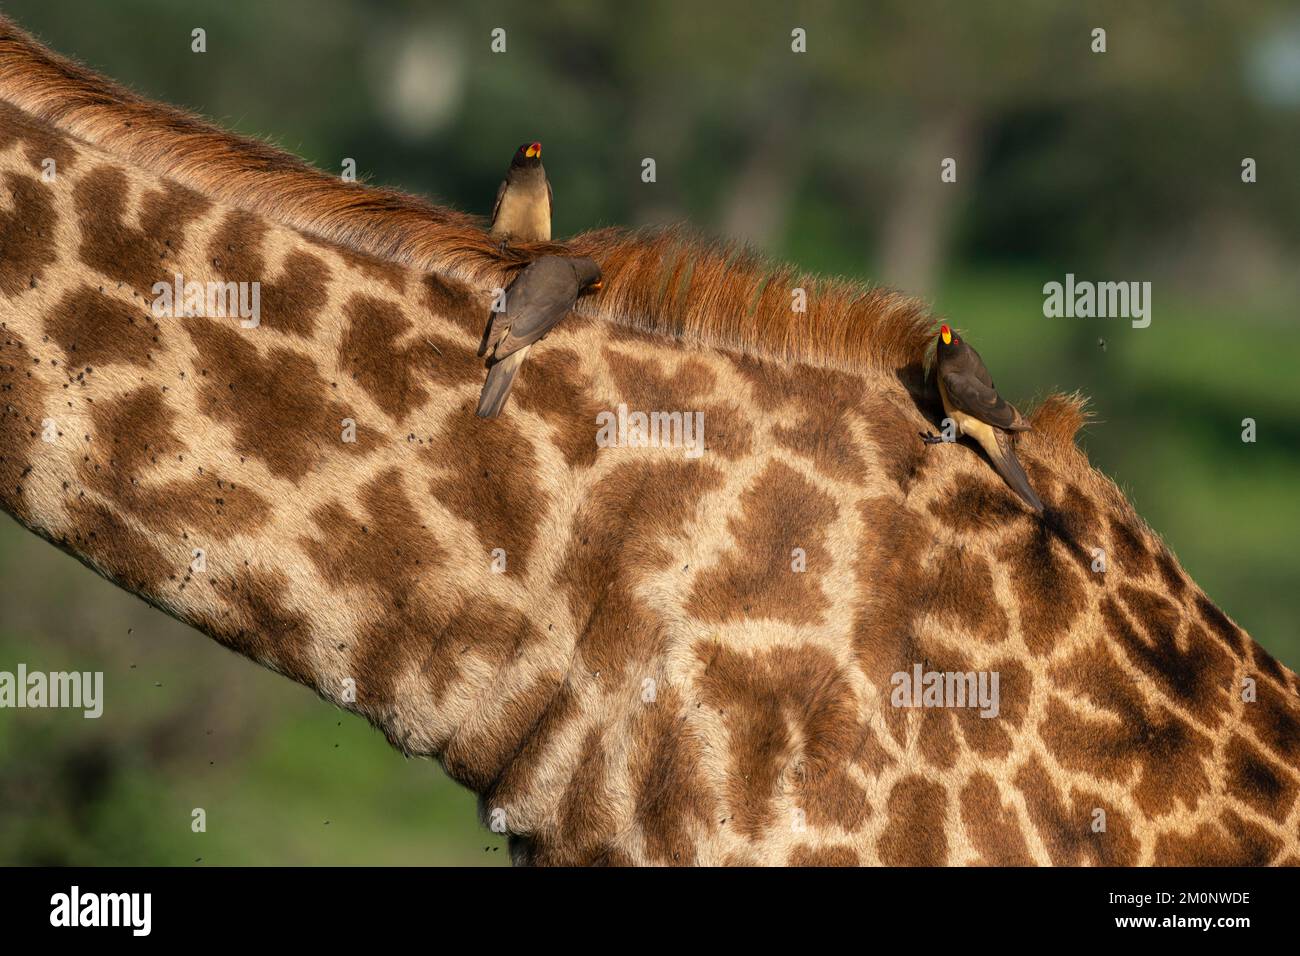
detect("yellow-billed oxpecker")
[923,324,1044,514]
[476,255,602,419]
[490,141,552,244]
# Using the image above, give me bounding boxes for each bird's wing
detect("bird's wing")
[964,343,997,389]
[490,263,576,359]
[546,178,553,223]
[489,178,508,228]
[941,368,1027,431]
[494,296,572,358]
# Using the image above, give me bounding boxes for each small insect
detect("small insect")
[1098,338,1107,351]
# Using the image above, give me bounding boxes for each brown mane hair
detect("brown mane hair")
[0,13,1077,435]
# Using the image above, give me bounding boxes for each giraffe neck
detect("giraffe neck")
[4,91,1299,867]
[0,98,582,801]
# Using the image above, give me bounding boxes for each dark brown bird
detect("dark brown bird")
[476,256,602,419]
[923,324,1044,514]
[489,141,552,243]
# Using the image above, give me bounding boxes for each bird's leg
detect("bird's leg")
[919,430,947,445]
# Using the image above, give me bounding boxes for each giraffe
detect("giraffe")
[1,17,1297,867]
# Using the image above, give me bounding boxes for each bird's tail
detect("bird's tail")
[475,347,528,419]
[990,430,1044,514]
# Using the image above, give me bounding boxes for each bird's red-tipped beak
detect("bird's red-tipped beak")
[526,142,542,158]
[940,324,952,345]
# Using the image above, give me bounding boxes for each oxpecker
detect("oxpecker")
[923,324,1044,514]
[476,255,602,419]
[490,141,552,244]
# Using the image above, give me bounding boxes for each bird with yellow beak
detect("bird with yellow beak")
[923,324,1044,514]
[489,141,552,245]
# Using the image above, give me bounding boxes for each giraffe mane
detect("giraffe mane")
[0,14,1084,446]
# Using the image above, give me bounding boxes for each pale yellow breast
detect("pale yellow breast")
[491,182,551,241]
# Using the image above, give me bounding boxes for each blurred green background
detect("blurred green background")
[1,1,1297,864]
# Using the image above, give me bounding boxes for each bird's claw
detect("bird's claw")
[919,430,946,445]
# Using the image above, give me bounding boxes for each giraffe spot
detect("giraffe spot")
[0,171,57,297]
[338,293,474,421]
[952,656,1031,758]
[877,775,948,865]
[917,702,961,771]
[84,386,270,540]
[62,498,175,595]
[1194,593,1244,654]
[1042,483,1102,581]
[695,641,868,838]
[959,772,1034,865]
[1157,549,1187,598]
[300,468,448,598]
[1152,810,1281,866]
[799,752,874,833]
[696,401,752,460]
[1224,734,1297,824]
[0,101,78,173]
[917,545,1010,645]
[549,728,619,862]
[422,272,486,338]
[853,496,1023,759]
[301,469,514,727]
[439,640,558,791]
[731,353,866,481]
[426,407,550,577]
[605,349,752,460]
[862,394,932,493]
[1250,640,1290,687]
[514,347,605,468]
[1120,582,1181,636]
[928,472,1022,533]
[685,460,836,626]
[1107,514,1154,577]
[193,567,316,687]
[1047,642,1217,817]
[1013,755,1138,865]
[996,519,1086,656]
[628,683,718,865]
[351,582,501,733]
[1103,589,1233,726]
[485,683,580,813]
[787,845,861,866]
[852,496,928,744]
[562,458,723,685]
[206,210,328,338]
[44,285,160,370]
[184,315,377,481]
[1242,681,1300,767]
[1039,695,1213,819]
[896,649,1030,771]
[853,722,896,779]
[74,165,210,293]
[307,233,408,295]
[0,330,47,523]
